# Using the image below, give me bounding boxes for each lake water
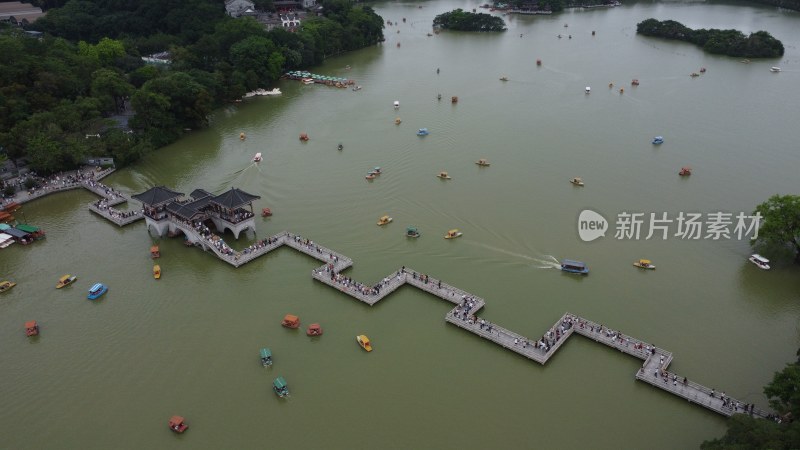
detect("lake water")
[1,1,799,448]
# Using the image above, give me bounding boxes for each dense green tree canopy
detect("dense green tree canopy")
[637,19,784,58]
[433,9,507,32]
[752,195,800,262]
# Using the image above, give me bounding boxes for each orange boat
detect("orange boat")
[150,245,160,258]
[2,202,21,213]
[261,208,272,217]
[281,314,300,329]
[306,323,323,336]
[25,320,39,336]
[169,416,188,434]
[299,133,309,141]
[679,166,692,176]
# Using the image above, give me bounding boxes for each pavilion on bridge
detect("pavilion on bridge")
[132,186,261,240]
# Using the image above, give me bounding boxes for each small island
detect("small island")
[636,19,784,58]
[433,9,507,32]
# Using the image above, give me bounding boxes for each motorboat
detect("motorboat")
[679,166,692,176]
[770,67,781,72]
[302,78,314,84]
[337,143,343,151]
[150,245,160,258]
[406,226,421,238]
[652,136,664,145]
[570,177,585,186]
[372,167,382,175]
[631,79,640,86]
[240,132,246,140]
[395,117,402,125]
[749,254,770,270]
[417,128,429,136]
[273,376,290,397]
[585,86,591,94]
[1,280,17,293]
[352,85,362,91]
[699,67,707,73]
[281,314,300,329]
[25,320,39,336]
[476,159,490,166]
[252,152,262,163]
[365,173,376,180]
[299,133,309,141]
[451,96,458,103]
[500,76,509,81]
[437,94,442,101]
[260,348,273,367]
[561,259,589,274]
[633,259,656,270]
[690,72,700,77]
[393,100,400,109]
[444,229,462,239]
[261,208,272,217]
[377,215,393,226]
[437,171,451,180]
[87,283,108,300]
[536,59,542,66]
[169,416,188,434]
[306,323,323,336]
[153,264,161,279]
[56,274,77,289]
[357,335,373,352]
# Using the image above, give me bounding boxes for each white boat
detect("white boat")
[585,86,591,94]
[393,100,400,109]
[770,67,781,72]
[302,78,314,85]
[748,254,770,270]
[252,152,262,163]
[0,233,14,249]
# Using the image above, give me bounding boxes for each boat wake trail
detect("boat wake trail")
[469,242,561,269]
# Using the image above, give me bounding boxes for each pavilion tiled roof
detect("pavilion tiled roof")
[132,186,183,206]
[211,188,260,209]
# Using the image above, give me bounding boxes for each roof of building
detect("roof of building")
[190,189,213,200]
[132,186,184,206]
[211,188,260,209]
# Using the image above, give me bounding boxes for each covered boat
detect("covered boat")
[417,128,429,136]
[377,215,393,226]
[437,171,451,180]
[749,254,770,270]
[87,283,108,300]
[451,96,458,103]
[25,320,39,336]
[169,416,188,433]
[570,177,584,186]
[260,348,273,367]
[153,264,161,279]
[306,323,323,336]
[652,136,664,145]
[679,166,692,176]
[357,335,373,352]
[281,314,300,329]
[444,229,462,239]
[0,232,14,248]
[406,226,421,238]
[0,280,16,293]
[16,224,45,240]
[273,376,290,397]
[393,100,400,109]
[150,245,160,258]
[56,274,77,289]
[561,259,589,274]
[475,159,490,166]
[633,259,656,270]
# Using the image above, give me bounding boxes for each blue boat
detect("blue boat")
[417,128,429,136]
[87,283,108,300]
[560,259,589,274]
[652,136,664,145]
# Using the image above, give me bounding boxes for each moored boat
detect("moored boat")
[153,264,161,279]
[633,259,656,270]
[25,320,39,337]
[748,254,770,270]
[1,280,17,293]
[281,314,300,329]
[150,245,160,258]
[437,171,451,180]
[56,274,77,289]
[306,323,323,336]
[444,229,462,239]
[356,335,373,352]
[561,259,589,274]
[406,226,421,238]
[87,283,108,300]
[377,215,393,226]
[169,416,188,433]
[476,159,490,166]
[260,348,273,367]
[570,177,584,186]
[273,376,290,397]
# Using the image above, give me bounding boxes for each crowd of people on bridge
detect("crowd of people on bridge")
[93,198,139,220]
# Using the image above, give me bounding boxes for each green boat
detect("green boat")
[260,348,273,367]
[406,226,421,238]
[273,376,289,398]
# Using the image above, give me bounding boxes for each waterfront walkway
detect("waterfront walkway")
[12,178,772,419]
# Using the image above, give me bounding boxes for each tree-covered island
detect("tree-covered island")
[636,18,784,58]
[433,9,507,32]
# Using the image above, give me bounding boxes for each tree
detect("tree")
[752,195,800,262]
[90,68,134,114]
